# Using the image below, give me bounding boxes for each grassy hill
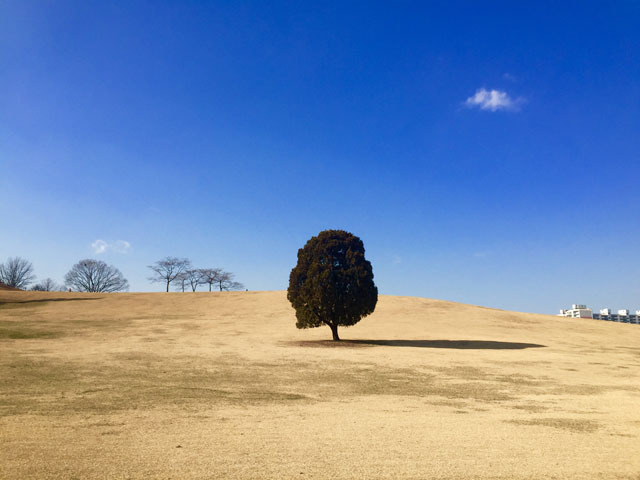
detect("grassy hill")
[0,282,20,291]
[1,290,639,479]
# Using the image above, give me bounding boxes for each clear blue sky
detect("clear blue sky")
[1,1,638,313]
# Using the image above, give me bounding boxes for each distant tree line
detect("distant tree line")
[1,256,243,293]
[148,257,244,292]
[30,278,61,291]
[0,256,129,292]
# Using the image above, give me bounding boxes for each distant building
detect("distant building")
[558,304,640,324]
[558,304,594,318]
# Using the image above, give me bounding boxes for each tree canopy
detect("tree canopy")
[64,259,129,293]
[0,257,36,289]
[287,230,378,341]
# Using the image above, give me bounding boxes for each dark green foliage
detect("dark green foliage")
[287,230,378,341]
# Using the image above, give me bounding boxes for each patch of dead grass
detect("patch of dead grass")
[506,417,600,433]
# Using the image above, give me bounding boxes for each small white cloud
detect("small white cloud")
[91,239,108,254]
[503,73,517,82]
[91,239,131,254]
[392,255,402,265]
[112,240,131,253]
[465,88,522,112]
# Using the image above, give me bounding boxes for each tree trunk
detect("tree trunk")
[209,283,211,292]
[166,280,170,292]
[329,323,340,341]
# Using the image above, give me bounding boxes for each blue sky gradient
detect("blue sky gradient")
[1,1,639,313]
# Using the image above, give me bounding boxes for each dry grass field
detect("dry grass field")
[1,290,639,479]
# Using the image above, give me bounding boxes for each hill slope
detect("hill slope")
[1,291,639,479]
[0,281,20,291]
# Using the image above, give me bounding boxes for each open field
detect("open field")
[1,290,640,479]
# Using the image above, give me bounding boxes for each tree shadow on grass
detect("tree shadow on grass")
[345,339,546,349]
[289,339,546,349]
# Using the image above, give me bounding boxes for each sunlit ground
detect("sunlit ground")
[1,291,639,479]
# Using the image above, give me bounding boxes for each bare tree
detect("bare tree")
[30,278,60,291]
[174,272,187,292]
[198,268,223,292]
[215,270,244,292]
[0,257,36,289]
[148,257,191,292]
[64,259,129,292]
[184,269,202,292]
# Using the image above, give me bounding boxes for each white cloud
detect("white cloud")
[112,240,131,253]
[91,239,108,254]
[91,239,131,254]
[465,88,522,112]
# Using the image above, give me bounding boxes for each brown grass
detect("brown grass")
[1,290,640,479]
[0,281,20,291]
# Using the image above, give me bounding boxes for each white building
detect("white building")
[558,304,594,318]
[559,304,640,324]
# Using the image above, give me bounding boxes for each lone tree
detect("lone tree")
[0,257,36,289]
[287,230,378,341]
[64,259,129,292]
[148,257,191,292]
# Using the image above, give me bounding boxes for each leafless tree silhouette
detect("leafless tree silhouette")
[30,278,61,291]
[198,268,223,292]
[185,269,202,292]
[148,257,191,292]
[174,272,187,292]
[0,257,36,289]
[215,270,244,292]
[65,259,129,292]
